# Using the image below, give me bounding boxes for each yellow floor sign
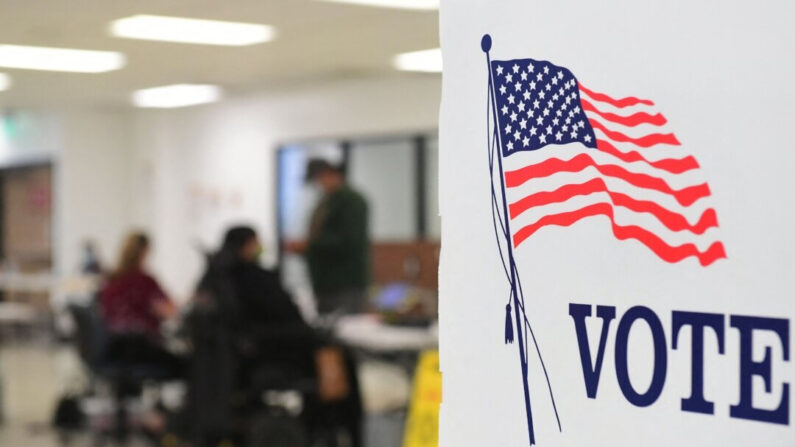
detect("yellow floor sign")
[403,350,441,447]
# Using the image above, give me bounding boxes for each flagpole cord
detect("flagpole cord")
[483,33,537,446]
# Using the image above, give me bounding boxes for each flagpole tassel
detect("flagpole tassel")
[505,303,514,344]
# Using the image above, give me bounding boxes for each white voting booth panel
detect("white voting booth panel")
[438,1,795,446]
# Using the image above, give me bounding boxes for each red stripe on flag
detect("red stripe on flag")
[511,202,727,266]
[508,178,719,235]
[589,118,680,147]
[596,139,699,174]
[504,153,710,206]
[580,98,667,127]
[578,83,655,108]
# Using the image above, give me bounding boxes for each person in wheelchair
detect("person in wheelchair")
[189,225,362,447]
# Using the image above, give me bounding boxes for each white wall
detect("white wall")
[129,75,441,299]
[56,109,133,275]
[0,108,133,276]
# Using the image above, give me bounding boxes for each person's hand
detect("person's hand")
[152,299,178,320]
[283,240,307,254]
[315,346,350,402]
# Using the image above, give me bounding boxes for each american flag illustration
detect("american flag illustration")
[480,34,725,446]
[490,57,726,266]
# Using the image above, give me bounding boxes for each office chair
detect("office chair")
[69,303,175,444]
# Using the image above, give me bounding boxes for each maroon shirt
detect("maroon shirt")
[100,270,168,337]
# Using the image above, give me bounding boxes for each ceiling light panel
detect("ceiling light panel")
[111,15,276,46]
[132,84,222,108]
[0,73,10,91]
[393,48,442,73]
[0,45,125,73]
[318,0,438,9]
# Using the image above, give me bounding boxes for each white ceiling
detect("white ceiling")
[0,0,439,108]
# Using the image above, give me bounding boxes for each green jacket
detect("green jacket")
[307,186,370,295]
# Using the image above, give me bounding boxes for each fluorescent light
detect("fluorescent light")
[132,84,222,108]
[0,73,10,91]
[393,48,442,73]
[111,15,276,46]
[318,0,438,10]
[0,45,125,73]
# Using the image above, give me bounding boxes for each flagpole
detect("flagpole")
[482,34,536,446]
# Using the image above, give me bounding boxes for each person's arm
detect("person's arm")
[152,298,178,320]
[146,275,178,320]
[283,240,307,254]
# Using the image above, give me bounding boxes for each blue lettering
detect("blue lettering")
[614,306,667,407]
[671,311,725,414]
[570,303,791,425]
[729,315,790,425]
[568,303,616,398]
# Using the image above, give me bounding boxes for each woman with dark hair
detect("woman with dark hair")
[198,226,318,361]
[191,225,362,446]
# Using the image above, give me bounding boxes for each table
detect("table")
[333,314,438,353]
[333,314,438,418]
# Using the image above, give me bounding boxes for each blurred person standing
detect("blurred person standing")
[285,159,370,317]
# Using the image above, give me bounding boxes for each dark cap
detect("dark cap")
[304,158,340,182]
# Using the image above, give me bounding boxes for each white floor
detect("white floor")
[0,343,149,447]
[0,343,408,447]
[1,343,72,446]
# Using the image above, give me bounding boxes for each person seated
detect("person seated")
[193,225,362,446]
[99,232,183,380]
[98,232,184,437]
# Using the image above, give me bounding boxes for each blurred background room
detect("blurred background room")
[0,1,441,446]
